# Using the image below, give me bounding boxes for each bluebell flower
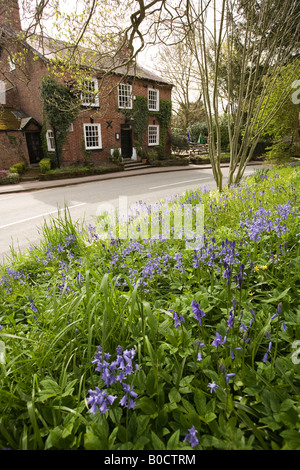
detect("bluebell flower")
[208,381,218,393]
[184,426,199,448]
[211,332,226,348]
[225,373,236,385]
[191,300,206,326]
[87,387,117,414]
[172,310,185,329]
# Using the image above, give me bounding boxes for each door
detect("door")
[121,126,133,159]
[26,132,44,164]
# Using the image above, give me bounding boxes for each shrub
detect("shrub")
[6,172,20,184]
[39,158,51,173]
[9,162,27,174]
[170,133,190,152]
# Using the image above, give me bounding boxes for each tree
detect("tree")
[156,42,204,133]
[41,76,80,167]
[183,0,300,190]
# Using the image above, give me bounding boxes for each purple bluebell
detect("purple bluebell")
[225,373,236,384]
[208,381,218,393]
[211,332,226,348]
[172,311,185,329]
[87,387,117,414]
[184,426,199,448]
[191,301,206,326]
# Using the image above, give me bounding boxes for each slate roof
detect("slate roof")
[0,27,172,86]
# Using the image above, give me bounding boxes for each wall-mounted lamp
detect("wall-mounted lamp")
[115,133,120,140]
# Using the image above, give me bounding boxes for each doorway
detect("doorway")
[121,126,133,159]
[26,132,44,164]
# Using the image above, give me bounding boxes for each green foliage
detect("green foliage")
[39,158,51,173]
[266,141,300,164]
[41,76,80,167]
[9,162,26,175]
[111,148,122,162]
[170,133,189,152]
[0,168,300,450]
[124,97,172,157]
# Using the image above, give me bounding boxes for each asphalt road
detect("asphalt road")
[0,165,262,263]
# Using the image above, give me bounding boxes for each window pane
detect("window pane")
[148,125,159,145]
[148,89,159,111]
[47,130,55,151]
[84,124,101,149]
[81,79,98,106]
[118,84,132,108]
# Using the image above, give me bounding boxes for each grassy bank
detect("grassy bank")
[0,166,299,450]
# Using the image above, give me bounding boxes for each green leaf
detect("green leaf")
[168,387,181,403]
[151,431,165,450]
[167,429,180,450]
[138,397,157,415]
[84,433,107,450]
[38,377,61,401]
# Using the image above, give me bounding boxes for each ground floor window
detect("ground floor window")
[84,123,102,149]
[148,125,159,146]
[46,130,55,151]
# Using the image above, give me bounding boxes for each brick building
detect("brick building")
[0,0,173,169]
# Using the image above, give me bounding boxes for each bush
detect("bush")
[6,172,20,184]
[170,133,190,152]
[266,141,300,164]
[9,162,27,174]
[39,158,51,173]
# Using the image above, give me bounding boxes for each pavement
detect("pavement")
[0,161,265,195]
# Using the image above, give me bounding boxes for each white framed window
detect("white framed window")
[0,81,5,105]
[148,88,159,111]
[9,58,16,72]
[84,123,102,150]
[46,130,55,152]
[118,83,132,109]
[148,125,159,146]
[81,78,99,107]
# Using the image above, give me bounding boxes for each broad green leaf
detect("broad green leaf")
[151,431,165,450]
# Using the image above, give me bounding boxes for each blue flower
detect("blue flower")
[184,426,199,448]
[208,381,218,393]
[211,332,226,348]
[191,300,206,326]
[171,310,185,328]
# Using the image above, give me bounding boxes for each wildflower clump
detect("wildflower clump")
[87,346,140,414]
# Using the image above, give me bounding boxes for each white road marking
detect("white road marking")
[148,176,212,190]
[0,203,86,229]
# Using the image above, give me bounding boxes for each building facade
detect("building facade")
[0,0,173,169]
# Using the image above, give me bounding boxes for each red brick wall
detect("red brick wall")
[0,131,29,169]
[1,35,172,167]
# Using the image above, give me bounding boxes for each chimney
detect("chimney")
[0,0,22,31]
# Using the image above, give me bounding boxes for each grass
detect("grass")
[0,165,299,450]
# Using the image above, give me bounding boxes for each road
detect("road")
[0,165,262,262]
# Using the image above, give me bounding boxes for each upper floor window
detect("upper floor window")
[84,123,102,149]
[0,81,5,105]
[81,78,99,107]
[148,125,159,146]
[9,58,16,72]
[46,130,55,152]
[148,88,159,111]
[118,83,132,109]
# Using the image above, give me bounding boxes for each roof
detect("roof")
[0,107,40,130]
[15,30,173,86]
